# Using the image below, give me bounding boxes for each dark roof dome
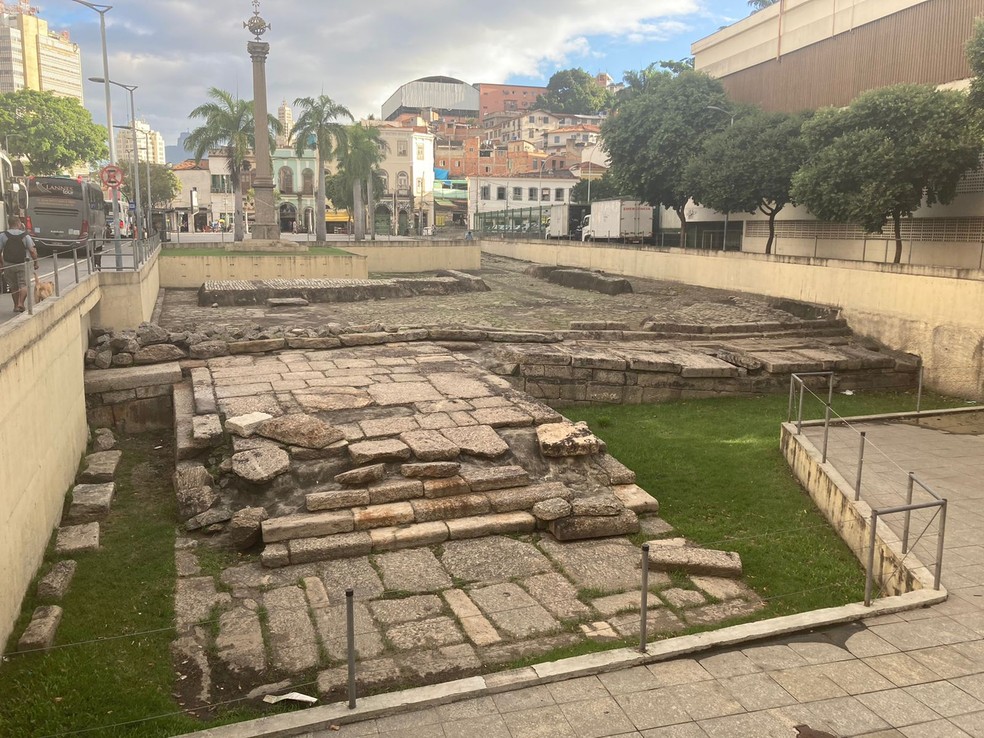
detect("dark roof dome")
[416,75,467,84]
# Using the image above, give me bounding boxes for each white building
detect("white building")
[468,170,577,231]
[116,120,167,165]
[368,121,436,235]
[277,100,294,149]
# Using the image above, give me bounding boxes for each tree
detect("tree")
[0,89,107,173]
[536,68,614,115]
[185,88,280,242]
[570,172,621,203]
[685,110,808,254]
[602,67,730,247]
[748,0,779,9]
[118,163,180,213]
[337,124,388,241]
[291,95,353,242]
[791,84,982,263]
[965,17,984,112]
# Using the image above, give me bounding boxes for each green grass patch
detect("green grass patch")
[161,246,352,257]
[563,389,964,618]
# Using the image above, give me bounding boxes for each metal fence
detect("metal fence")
[786,370,946,606]
[1,233,160,317]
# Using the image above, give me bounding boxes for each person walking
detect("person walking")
[0,215,40,313]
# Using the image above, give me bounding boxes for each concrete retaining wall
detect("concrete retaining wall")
[158,251,369,288]
[344,241,481,273]
[780,421,934,597]
[481,240,984,399]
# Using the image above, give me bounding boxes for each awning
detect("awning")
[325,210,351,222]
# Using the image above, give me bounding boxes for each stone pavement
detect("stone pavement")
[290,413,984,738]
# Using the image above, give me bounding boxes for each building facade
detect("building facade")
[277,100,294,149]
[382,76,479,121]
[369,121,436,235]
[116,120,167,165]
[468,170,577,231]
[475,82,548,120]
[0,3,82,101]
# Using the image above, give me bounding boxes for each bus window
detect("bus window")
[27,177,106,255]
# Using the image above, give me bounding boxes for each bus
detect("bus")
[26,176,106,255]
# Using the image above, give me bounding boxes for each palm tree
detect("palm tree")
[337,123,389,241]
[291,95,353,242]
[185,88,280,242]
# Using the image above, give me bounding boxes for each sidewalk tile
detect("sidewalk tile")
[616,688,692,731]
[443,713,510,738]
[492,684,555,713]
[857,688,944,727]
[898,719,972,737]
[436,696,497,722]
[905,682,984,718]
[501,705,576,738]
[639,725,708,738]
[865,653,945,687]
[599,665,662,695]
[741,643,810,670]
[663,681,744,721]
[697,651,761,678]
[547,675,608,704]
[771,665,849,702]
[805,696,890,736]
[950,710,984,736]
[818,660,896,694]
[647,659,714,687]
[558,696,636,738]
[718,673,797,710]
[908,646,982,679]
[697,711,792,738]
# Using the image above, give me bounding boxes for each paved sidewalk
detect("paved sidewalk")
[301,414,984,738]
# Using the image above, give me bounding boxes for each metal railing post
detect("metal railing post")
[346,587,357,709]
[864,511,878,606]
[24,260,33,315]
[822,403,832,463]
[902,472,914,553]
[827,373,834,406]
[787,375,796,422]
[916,364,924,415]
[796,381,805,434]
[52,250,60,296]
[854,432,866,501]
[639,543,650,653]
[935,499,947,590]
[73,244,80,284]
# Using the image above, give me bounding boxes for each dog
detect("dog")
[34,279,54,301]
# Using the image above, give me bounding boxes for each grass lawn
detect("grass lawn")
[0,390,964,736]
[160,246,352,257]
[563,389,966,617]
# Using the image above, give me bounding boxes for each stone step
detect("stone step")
[645,541,743,578]
[173,381,213,461]
[262,512,538,567]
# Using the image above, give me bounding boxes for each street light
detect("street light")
[90,77,142,241]
[706,105,736,251]
[72,0,122,269]
[114,124,153,236]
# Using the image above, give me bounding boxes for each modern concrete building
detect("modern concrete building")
[381,76,479,122]
[277,100,294,149]
[692,0,983,113]
[116,120,167,165]
[0,1,82,101]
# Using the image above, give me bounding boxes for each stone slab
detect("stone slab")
[368,478,424,504]
[401,462,461,479]
[440,425,510,458]
[375,548,452,592]
[370,595,444,625]
[262,510,355,543]
[263,586,319,672]
[288,532,373,563]
[369,521,450,552]
[231,446,290,483]
[411,494,491,523]
[68,482,115,523]
[18,605,63,651]
[192,414,223,445]
[353,502,416,530]
[646,542,744,578]
[84,362,182,394]
[400,429,461,461]
[536,422,604,457]
[79,450,123,484]
[442,590,502,646]
[459,465,530,492]
[215,606,267,674]
[423,475,471,499]
[612,484,660,515]
[349,438,412,465]
[548,509,640,541]
[37,560,77,600]
[441,536,553,583]
[306,488,371,512]
[469,583,561,639]
[445,512,537,540]
[386,616,466,650]
[55,523,99,553]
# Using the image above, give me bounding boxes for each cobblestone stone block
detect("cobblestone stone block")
[369,521,450,552]
[18,606,63,651]
[287,532,372,563]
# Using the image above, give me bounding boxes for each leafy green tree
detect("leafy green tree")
[185,88,280,241]
[748,0,778,9]
[570,172,621,203]
[291,95,353,242]
[337,124,388,241]
[965,17,984,112]
[536,68,614,115]
[685,110,808,254]
[602,67,730,247]
[791,84,981,263]
[0,89,107,173]
[118,163,180,213]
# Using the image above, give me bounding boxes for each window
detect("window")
[439,159,445,167]
[480,185,490,200]
[397,140,408,157]
[484,166,491,174]
[416,142,425,160]
[301,169,314,195]
[496,186,506,200]
[397,171,409,189]
[378,170,389,192]
[210,174,231,193]
[528,115,535,123]
[528,187,538,201]
[455,160,461,168]
[555,188,564,202]
[541,188,551,202]
[512,187,522,200]
[554,136,560,144]
[541,117,549,124]
[278,166,293,194]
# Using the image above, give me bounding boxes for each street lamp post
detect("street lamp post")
[538,160,547,239]
[116,124,153,235]
[92,78,142,241]
[706,105,735,251]
[73,0,122,269]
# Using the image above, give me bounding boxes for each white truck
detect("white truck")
[581,199,654,242]
[546,203,590,239]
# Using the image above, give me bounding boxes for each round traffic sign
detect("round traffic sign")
[100,164,124,188]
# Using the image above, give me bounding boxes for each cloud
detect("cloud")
[43,0,710,144]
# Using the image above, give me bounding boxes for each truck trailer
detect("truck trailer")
[546,203,590,239]
[581,199,654,242]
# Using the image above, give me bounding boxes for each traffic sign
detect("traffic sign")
[100,164,124,188]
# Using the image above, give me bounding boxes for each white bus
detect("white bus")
[26,176,107,255]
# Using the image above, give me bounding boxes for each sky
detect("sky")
[39,0,754,148]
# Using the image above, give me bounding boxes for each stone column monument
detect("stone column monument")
[243,0,280,242]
